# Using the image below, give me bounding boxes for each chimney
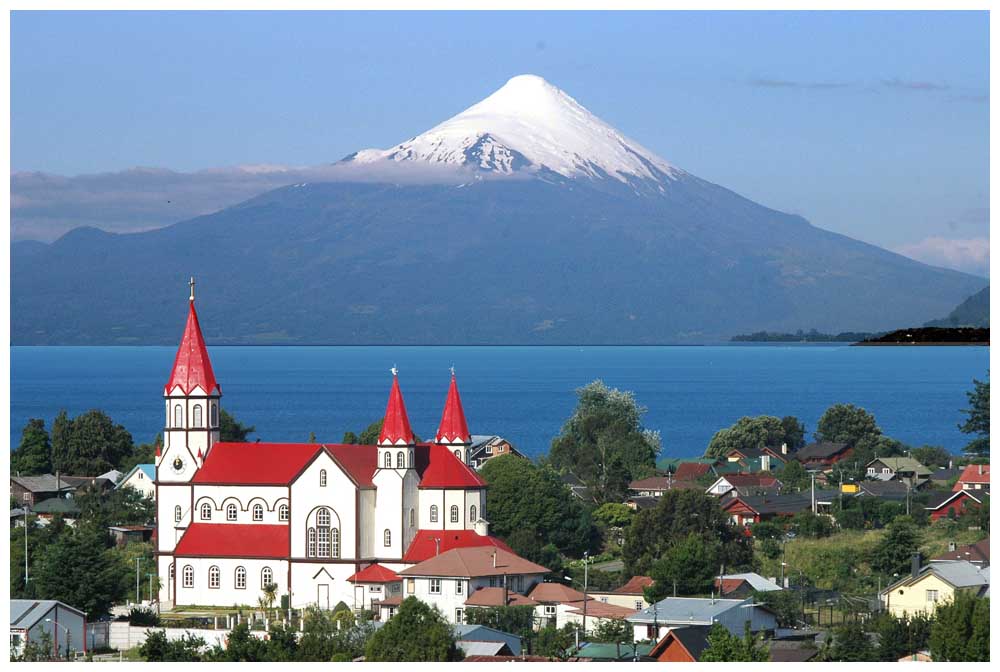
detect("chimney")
[911,553,921,579]
[474,518,490,537]
[492,552,497,569]
[978,464,983,475]
[433,538,441,556]
[948,541,957,552]
[781,442,788,455]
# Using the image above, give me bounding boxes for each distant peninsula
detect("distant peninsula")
[855,327,989,346]
[731,329,879,343]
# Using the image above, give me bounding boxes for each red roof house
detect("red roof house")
[347,563,402,584]
[954,464,990,492]
[403,529,513,564]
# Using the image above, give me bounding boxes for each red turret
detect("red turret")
[165,289,219,396]
[435,371,471,444]
[378,368,414,445]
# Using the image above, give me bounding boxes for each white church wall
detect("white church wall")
[172,557,288,608]
[156,484,192,553]
[289,562,356,610]
[290,452,359,559]
[192,485,287,524]
[358,489,376,559]
[372,468,404,559]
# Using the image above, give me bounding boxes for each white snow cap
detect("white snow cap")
[348,74,681,184]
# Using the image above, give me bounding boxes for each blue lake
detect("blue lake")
[9,345,989,459]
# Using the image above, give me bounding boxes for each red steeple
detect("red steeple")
[435,370,471,444]
[378,368,414,445]
[165,279,219,396]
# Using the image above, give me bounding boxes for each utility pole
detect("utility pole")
[136,558,141,604]
[24,510,29,587]
[810,472,816,514]
[582,551,589,646]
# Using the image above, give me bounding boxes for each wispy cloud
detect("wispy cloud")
[894,236,990,277]
[748,77,850,90]
[881,78,950,92]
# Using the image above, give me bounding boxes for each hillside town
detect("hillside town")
[10,289,990,662]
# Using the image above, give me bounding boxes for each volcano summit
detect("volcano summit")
[11,75,986,345]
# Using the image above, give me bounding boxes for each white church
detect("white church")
[155,283,548,617]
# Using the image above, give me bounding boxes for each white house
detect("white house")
[155,283,521,615]
[117,464,156,499]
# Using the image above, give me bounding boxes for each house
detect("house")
[933,538,989,567]
[627,476,699,498]
[31,497,81,520]
[724,447,786,472]
[795,441,852,469]
[769,640,820,662]
[880,559,989,617]
[560,472,593,502]
[464,587,539,608]
[857,480,911,501]
[109,525,155,546]
[953,463,990,491]
[626,596,777,642]
[673,462,715,482]
[925,490,988,522]
[865,457,932,488]
[10,599,88,658]
[117,464,156,499]
[10,475,76,508]
[719,493,814,528]
[347,563,402,612]
[468,436,527,470]
[648,625,711,662]
[928,467,961,487]
[705,473,781,498]
[526,582,635,632]
[589,575,654,612]
[453,623,524,657]
[154,287,528,613]
[713,572,782,598]
[397,546,549,625]
[562,599,637,633]
[625,496,659,511]
[571,641,655,661]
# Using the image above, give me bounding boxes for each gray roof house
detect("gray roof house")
[10,599,88,658]
[452,623,523,656]
[626,596,777,643]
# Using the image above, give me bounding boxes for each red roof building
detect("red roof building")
[404,530,513,564]
[954,463,990,492]
[175,523,289,559]
[379,371,415,446]
[674,463,713,481]
[347,563,402,584]
[165,298,219,396]
[435,372,471,444]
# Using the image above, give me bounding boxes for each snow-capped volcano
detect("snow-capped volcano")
[345,74,682,186]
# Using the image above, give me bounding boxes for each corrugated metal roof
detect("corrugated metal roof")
[627,597,749,624]
[10,600,85,628]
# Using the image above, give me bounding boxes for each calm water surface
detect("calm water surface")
[9,345,989,458]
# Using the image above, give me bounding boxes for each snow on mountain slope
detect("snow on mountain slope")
[345,74,683,186]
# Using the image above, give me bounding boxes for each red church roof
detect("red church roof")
[165,300,219,395]
[417,444,486,489]
[192,443,377,487]
[175,523,288,558]
[435,373,471,444]
[379,372,414,445]
[403,529,513,563]
[347,563,401,584]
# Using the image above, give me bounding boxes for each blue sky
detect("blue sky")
[11,11,990,273]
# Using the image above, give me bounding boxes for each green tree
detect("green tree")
[623,489,752,577]
[776,459,810,492]
[533,623,577,660]
[206,622,267,661]
[789,511,833,539]
[465,605,535,643]
[120,435,160,475]
[139,630,205,662]
[872,612,931,661]
[929,592,989,661]
[826,621,875,661]
[780,416,807,450]
[364,597,463,661]
[591,618,633,644]
[480,454,597,559]
[14,631,55,661]
[592,502,634,530]
[11,418,52,475]
[264,621,299,662]
[815,403,880,446]
[50,409,135,475]
[959,377,989,456]
[753,590,800,628]
[699,623,769,662]
[219,409,256,442]
[705,416,786,459]
[910,445,953,470]
[647,532,720,598]
[868,518,919,576]
[341,431,359,444]
[31,523,130,618]
[549,380,660,503]
[75,485,156,529]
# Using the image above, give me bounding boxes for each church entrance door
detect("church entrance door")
[317,584,330,609]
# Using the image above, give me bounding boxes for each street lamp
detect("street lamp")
[44,618,71,660]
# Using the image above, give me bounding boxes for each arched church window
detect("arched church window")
[227,503,237,521]
[210,403,218,428]
[182,565,193,588]
[384,529,392,547]
[307,528,316,558]
[174,505,182,523]
[253,503,264,521]
[397,452,405,468]
[200,503,212,520]
[331,528,340,558]
[450,505,459,523]
[235,566,247,589]
[409,450,413,465]
[192,405,203,428]
[261,567,273,588]
[279,504,289,521]
[409,508,415,527]
[209,566,220,589]
[316,508,332,557]
[384,452,392,468]
[470,505,477,522]
[454,450,462,460]
[174,404,183,427]
[430,505,439,523]
[169,564,175,580]
[320,470,327,487]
